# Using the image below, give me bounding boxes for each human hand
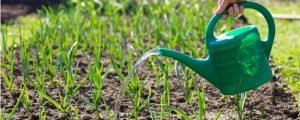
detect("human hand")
[215,0,245,18]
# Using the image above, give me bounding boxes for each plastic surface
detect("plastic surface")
[158,1,275,95]
[206,1,276,57]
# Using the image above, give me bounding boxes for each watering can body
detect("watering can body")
[158,1,275,95]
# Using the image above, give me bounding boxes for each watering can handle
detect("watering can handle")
[205,1,275,57]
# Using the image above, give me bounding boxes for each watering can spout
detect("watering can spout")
[158,48,219,87]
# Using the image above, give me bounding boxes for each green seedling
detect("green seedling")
[40,92,65,112]
[1,109,5,120]
[157,59,172,119]
[1,70,15,93]
[197,88,206,120]
[169,88,206,120]
[39,106,47,120]
[111,52,153,119]
[34,42,86,115]
[234,92,247,120]
[7,84,25,119]
[23,83,31,113]
[1,26,13,63]
[60,42,88,92]
[213,110,221,120]
[81,50,110,120]
[69,103,80,119]
[175,61,197,102]
[19,32,39,90]
[33,41,46,97]
[171,107,191,120]
[128,75,152,120]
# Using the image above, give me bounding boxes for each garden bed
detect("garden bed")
[1,49,299,119]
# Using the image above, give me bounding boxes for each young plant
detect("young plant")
[154,57,172,119]
[110,52,152,120]
[1,31,16,93]
[19,31,39,90]
[69,103,80,119]
[36,42,87,116]
[33,41,46,95]
[234,92,247,120]
[169,88,206,120]
[175,61,196,102]
[23,83,31,113]
[197,88,206,120]
[56,42,87,115]
[128,75,152,120]
[7,84,25,119]
[42,45,57,86]
[1,26,12,63]
[213,111,221,120]
[81,50,110,120]
[39,106,47,120]
[38,91,66,112]
[160,92,170,119]
[1,69,15,93]
[170,107,192,120]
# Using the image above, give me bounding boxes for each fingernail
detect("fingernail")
[240,6,244,13]
[228,7,234,16]
[234,3,238,7]
[215,9,221,14]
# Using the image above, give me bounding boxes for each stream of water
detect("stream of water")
[114,48,159,119]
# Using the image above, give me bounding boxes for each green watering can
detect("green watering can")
[157,1,275,95]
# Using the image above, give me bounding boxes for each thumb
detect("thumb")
[215,0,228,14]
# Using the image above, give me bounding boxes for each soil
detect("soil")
[1,48,299,120]
[1,0,61,23]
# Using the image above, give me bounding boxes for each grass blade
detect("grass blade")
[72,75,88,94]
[170,107,191,120]
[1,71,14,92]
[8,86,25,119]
[37,91,65,112]
[138,88,152,111]
[79,95,96,109]
[110,54,125,80]
[213,110,221,120]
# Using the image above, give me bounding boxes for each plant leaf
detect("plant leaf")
[110,54,125,81]
[138,88,152,111]
[8,86,24,119]
[170,107,191,120]
[213,110,221,120]
[80,95,96,109]
[73,75,88,94]
[37,91,65,112]
[1,71,13,91]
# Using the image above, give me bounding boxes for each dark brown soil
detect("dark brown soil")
[1,0,61,23]
[1,48,299,120]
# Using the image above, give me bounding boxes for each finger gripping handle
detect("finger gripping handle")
[205,1,275,57]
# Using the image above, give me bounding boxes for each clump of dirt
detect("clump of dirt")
[1,48,299,119]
